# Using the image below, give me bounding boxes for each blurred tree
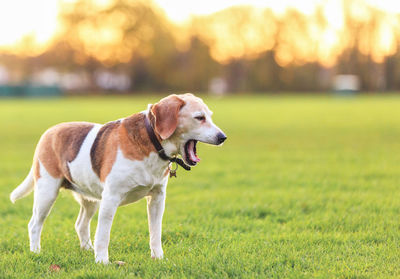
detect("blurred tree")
[167,36,221,91]
[2,0,400,92]
[53,0,220,92]
[335,1,394,91]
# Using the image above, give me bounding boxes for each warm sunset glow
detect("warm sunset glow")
[0,0,399,64]
[0,0,58,54]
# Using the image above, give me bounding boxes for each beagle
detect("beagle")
[10,93,226,264]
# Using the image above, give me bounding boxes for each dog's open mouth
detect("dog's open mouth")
[183,140,200,166]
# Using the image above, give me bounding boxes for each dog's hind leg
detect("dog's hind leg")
[73,193,99,250]
[28,168,61,253]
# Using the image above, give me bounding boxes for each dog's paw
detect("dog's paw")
[95,255,110,264]
[151,248,164,259]
[81,241,94,251]
[30,245,41,254]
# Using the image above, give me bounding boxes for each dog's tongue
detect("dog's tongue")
[188,140,200,162]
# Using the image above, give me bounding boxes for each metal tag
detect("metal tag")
[169,161,178,178]
[169,170,177,178]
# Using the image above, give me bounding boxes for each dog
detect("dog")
[10,93,226,264]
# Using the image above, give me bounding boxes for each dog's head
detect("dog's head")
[150,93,226,166]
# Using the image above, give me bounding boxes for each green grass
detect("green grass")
[1,94,400,278]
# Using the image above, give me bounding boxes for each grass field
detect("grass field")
[1,94,400,278]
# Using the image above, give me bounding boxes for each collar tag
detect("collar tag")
[169,161,178,178]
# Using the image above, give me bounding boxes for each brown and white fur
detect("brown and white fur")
[10,93,226,264]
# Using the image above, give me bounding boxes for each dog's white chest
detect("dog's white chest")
[107,150,169,205]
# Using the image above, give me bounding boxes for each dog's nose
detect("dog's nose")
[217,132,227,144]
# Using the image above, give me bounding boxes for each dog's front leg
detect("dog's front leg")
[94,194,122,264]
[146,185,166,259]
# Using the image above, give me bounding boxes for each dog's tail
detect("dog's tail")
[10,167,35,203]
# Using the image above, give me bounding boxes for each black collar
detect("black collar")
[144,113,191,171]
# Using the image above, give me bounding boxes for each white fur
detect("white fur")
[73,192,99,250]
[93,149,169,263]
[10,168,34,203]
[28,160,62,253]
[68,124,103,200]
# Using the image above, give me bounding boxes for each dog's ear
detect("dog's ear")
[151,95,185,140]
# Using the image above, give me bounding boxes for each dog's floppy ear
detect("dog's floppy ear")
[151,95,185,140]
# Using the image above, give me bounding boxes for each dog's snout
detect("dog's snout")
[216,132,227,144]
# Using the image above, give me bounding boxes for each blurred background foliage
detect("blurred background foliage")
[0,0,400,93]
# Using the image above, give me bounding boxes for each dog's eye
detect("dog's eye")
[194,116,206,121]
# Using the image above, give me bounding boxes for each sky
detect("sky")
[0,0,399,51]
[0,0,58,46]
[154,0,318,22]
[155,0,400,23]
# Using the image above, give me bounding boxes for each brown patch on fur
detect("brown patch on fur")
[91,113,163,181]
[90,120,121,182]
[163,167,170,177]
[151,95,185,140]
[33,158,41,181]
[120,113,156,161]
[35,122,94,181]
[90,114,157,182]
